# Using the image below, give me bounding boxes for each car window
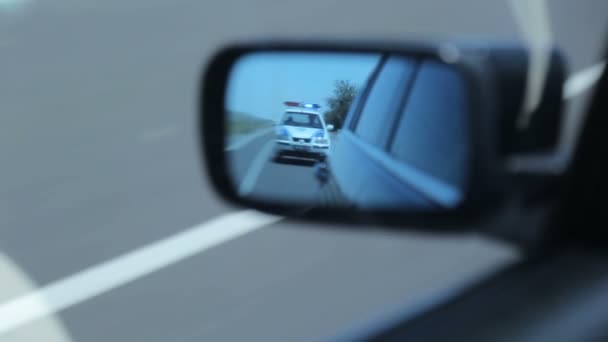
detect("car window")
[344,60,381,130]
[389,61,470,187]
[353,57,417,147]
[344,88,366,131]
[282,112,323,128]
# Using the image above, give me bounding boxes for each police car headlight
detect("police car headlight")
[276,128,290,140]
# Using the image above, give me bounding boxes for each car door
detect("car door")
[328,56,470,209]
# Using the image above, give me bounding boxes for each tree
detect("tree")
[324,80,357,130]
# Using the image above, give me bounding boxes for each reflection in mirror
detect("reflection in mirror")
[225,52,470,211]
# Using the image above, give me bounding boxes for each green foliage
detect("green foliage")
[324,80,357,130]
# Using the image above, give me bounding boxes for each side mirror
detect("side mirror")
[200,40,565,231]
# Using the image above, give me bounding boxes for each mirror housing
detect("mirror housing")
[326,124,335,131]
[199,40,565,233]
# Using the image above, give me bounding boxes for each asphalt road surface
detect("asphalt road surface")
[1,0,607,341]
[228,130,323,204]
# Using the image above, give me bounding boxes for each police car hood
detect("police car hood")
[283,125,325,139]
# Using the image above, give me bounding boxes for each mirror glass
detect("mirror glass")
[224,52,471,210]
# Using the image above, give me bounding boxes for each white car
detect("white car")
[273,102,334,162]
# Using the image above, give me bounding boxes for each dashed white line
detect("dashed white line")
[138,124,180,142]
[505,62,606,174]
[509,0,553,129]
[0,254,73,342]
[564,61,606,99]
[0,210,282,336]
[237,140,274,196]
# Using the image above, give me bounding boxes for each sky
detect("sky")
[226,52,380,121]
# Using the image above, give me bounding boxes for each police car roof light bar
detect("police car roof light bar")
[284,101,321,109]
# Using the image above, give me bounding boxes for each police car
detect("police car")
[273,101,334,162]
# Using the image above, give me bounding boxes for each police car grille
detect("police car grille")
[292,138,311,143]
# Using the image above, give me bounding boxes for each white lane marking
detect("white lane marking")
[226,127,274,151]
[509,0,553,129]
[0,254,72,342]
[0,210,282,336]
[138,124,180,142]
[238,140,274,196]
[506,62,606,174]
[564,61,606,99]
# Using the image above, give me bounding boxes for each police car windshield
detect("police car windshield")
[282,112,323,128]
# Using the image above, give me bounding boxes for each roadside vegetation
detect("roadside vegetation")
[228,111,274,135]
[324,80,358,131]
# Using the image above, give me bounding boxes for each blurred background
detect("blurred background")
[1,0,607,340]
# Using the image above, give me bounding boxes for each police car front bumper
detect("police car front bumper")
[275,140,329,159]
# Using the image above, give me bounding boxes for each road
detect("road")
[228,130,323,204]
[1,0,606,341]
